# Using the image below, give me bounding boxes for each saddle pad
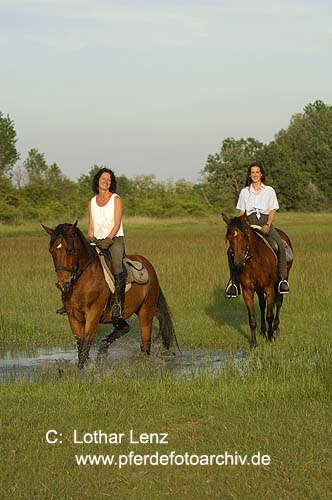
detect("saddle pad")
[251,225,293,263]
[94,248,148,292]
[95,247,132,294]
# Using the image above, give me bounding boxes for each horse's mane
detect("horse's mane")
[51,223,96,259]
[227,216,248,231]
[225,216,250,240]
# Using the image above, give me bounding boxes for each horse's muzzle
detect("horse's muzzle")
[56,281,71,295]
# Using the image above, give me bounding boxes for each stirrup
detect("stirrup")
[278,279,290,294]
[111,301,122,319]
[56,306,67,315]
[225,282,240,298]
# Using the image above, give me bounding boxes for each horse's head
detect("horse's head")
[222,213,251,267]
[42,221,81,296]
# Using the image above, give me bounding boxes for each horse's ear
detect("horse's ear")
[240,213,246,222]
[222,213,230,225]
[41,224,54,235]
[68,220,78,233]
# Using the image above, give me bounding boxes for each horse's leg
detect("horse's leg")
[265,286,275,341]
[138,303,155,355]
[257,289,267,338]
[98,324,128,356]
[273,288,283,337]
[242,289,257,348]
[68,315,91,369]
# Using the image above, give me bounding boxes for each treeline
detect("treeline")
[0,100,331,224]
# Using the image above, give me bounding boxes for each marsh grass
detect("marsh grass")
[1,350,331,499]
[1,213,332,499]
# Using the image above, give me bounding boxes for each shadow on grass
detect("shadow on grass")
[206,285,251,344]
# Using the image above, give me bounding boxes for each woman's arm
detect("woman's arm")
[266,209,276,228]
[260,209,276,234]
[107,196,123,239]
[87,200,94,238]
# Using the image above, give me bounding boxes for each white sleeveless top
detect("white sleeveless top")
[90,194,124,239]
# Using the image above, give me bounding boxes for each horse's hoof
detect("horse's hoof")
[250,342,257,350]
[113,318,130,333]
[77,356,90,370]
[97,344,109,358]
[140,346,151,356]
[96,351,108,365]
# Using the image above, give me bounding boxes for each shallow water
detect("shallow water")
[0,342,248,382]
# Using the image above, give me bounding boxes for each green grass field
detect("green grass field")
[1,213,331,499]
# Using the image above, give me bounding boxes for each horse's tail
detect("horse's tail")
[156,289,181,353]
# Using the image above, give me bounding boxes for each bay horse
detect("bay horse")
[42,222,176,368]
[222,213,293,348]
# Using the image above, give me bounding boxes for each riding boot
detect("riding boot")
[277,244,290,294]
[225,249,241,298]
[56,293,67,315]
[113,271,130,332]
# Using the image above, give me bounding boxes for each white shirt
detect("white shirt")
[90,194,124,239]
[236,183,279,218]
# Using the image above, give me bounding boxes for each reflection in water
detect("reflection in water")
[0,342,248,382]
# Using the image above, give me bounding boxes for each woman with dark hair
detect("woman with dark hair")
[56,167,129,329]
[225,162,290,298]
[87,168,128,330]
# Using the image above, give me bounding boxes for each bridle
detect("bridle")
[53,232,97,289]
[54,233,81,282]
[228,224,252,268]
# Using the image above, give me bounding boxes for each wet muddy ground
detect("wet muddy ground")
[0,339,248,381]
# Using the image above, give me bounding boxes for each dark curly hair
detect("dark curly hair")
[244,161,266,187]
[92,168,117,194]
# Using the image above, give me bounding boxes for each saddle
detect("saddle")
[250,225,293,263]
[95,247,149,294]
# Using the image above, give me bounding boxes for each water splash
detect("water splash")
[0,342,248,382]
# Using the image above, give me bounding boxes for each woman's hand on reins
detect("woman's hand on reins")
[261,224,270,235]
[87,235,97,244]
[95,237,113,250]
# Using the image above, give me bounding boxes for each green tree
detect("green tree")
[24,148,48,182]
[20,148,77,221]
[131,174,165,199]
[265,100,332,209]
[116,175,133,197]
[76,165,101,197]
[0,112,19,177]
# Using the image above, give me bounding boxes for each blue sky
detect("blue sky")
[1,0,331,182]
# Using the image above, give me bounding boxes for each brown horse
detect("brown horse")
[222,213,293,348]
[42,222,176,368]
